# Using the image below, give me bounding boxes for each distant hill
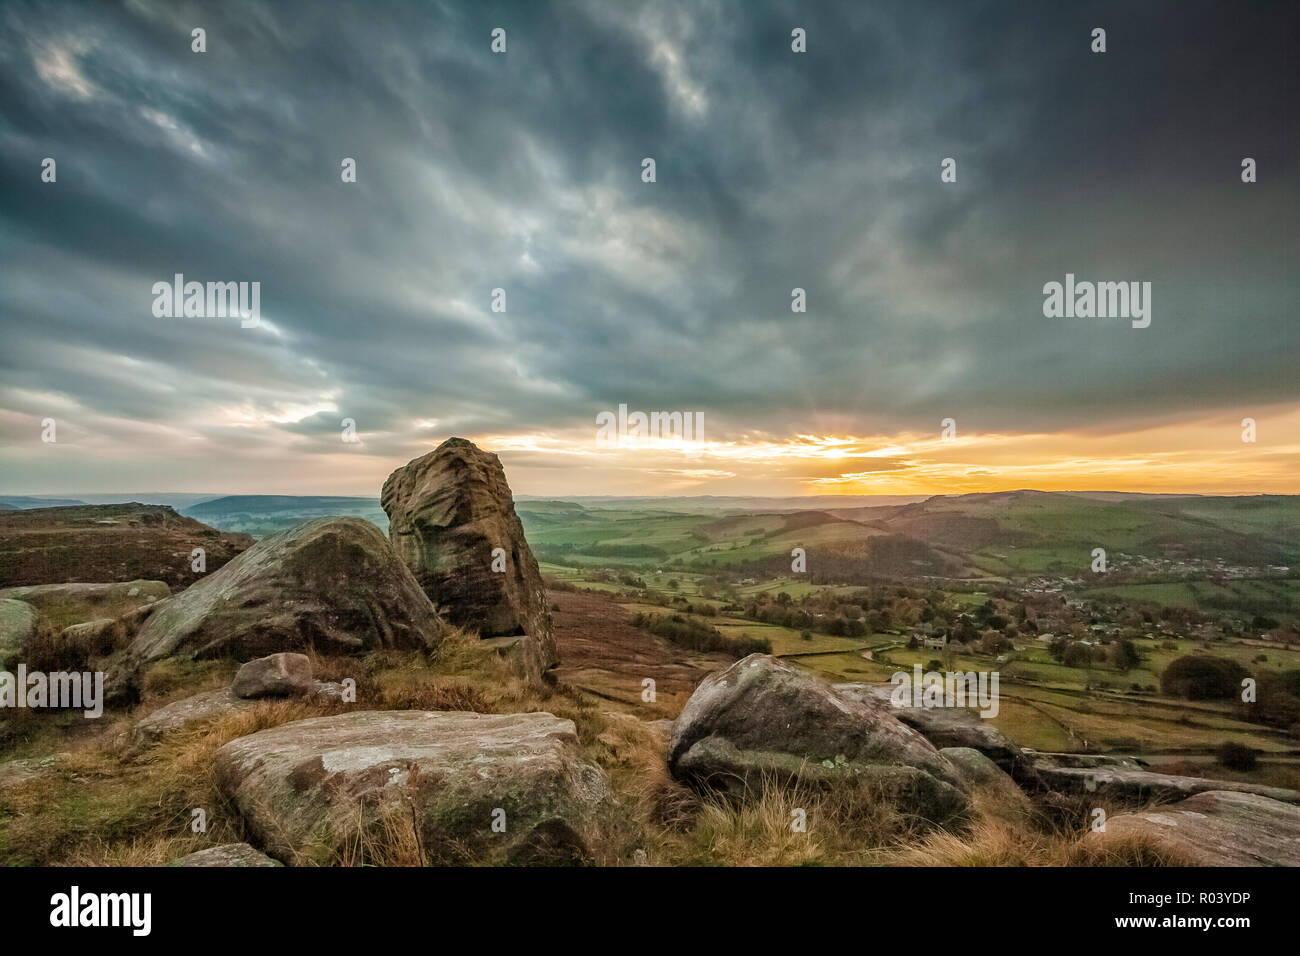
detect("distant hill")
[523,489,1299,581]
[0,503,252,588]
[186,495,380,516]
[182,495,388,538]
[0,496,88,509]
[516,494,927,513]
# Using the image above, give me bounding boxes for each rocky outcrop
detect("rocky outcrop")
[0,504,251,588]
[381,438,555,675]
[1026,751,1147,770]
[0,754,67,793]
[110,518,442,700]
[0,579,170,616]
[835,682,1028,777]
[669,655,969,822]
[232,653,313,699]
[940,747,1012,789]
[0,598,37,665]
[171,843,282,867]
[1096,790,1300,866]
[214,710,611,865]
[1034,764,1300,806]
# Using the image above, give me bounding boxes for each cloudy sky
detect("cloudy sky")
[0,0,1295,497]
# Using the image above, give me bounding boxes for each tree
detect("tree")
[1110,638,1141,672]
[1160,655,1248,701]
[1217,742,1257,771]
[1062,643,1093,668]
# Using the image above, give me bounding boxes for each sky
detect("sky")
[0,0,1295,498]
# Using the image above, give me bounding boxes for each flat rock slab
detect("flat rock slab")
[1099,791,1300,866]
[130,689,254,745]
[171,843,282,867]
[130,681,348,746]
[214,710,611,865]
[0,580,170,607]
[1035,764,1300,805]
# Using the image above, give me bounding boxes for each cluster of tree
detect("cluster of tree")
[630,612,771,658]
[1048,637,1142,671]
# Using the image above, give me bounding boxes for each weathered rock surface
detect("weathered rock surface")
[670,655,969,822]
[129,689,254,745]
[129,681,347,746]
[0,504,251,588]
[835,682,1028,776]
[171,843,282,867]
[1035,764,1300,806]
[1026,751,1147,770]
[58,617,120,642]
[0,579,170,615]
[1097,790,1300,866]
[382,438,555,674]
[214,710,611,865]
[111,518,441,700]
[310,680,348,702]
[232,652,313,699]
[0,753,68,792]
[0,598,37,665]
[940,746,1012,789]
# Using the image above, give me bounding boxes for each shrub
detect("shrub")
[1216,742,1257,771]
[1160,655,1248,700]
[631,612,771,659]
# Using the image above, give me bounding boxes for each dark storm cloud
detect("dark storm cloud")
[0,0,1294,487]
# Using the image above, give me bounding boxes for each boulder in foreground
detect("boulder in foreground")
[112,518,441,699]
[670,655,969,822]
[1096,790,1300,866]
[381,438,555,674]
[214,710,611,865]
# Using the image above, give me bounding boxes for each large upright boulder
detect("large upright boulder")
[381,438,555,673]
[669,655,969,822]
[110,518,441,699]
